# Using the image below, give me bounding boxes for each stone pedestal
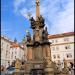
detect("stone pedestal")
[43,58,55,75]
[61,59,69,75]
[14,59,21,75]
[27,46,33,60]
[61,68,69,75]
[25,60,44,75]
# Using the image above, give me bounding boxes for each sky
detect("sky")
[1,0,74,43]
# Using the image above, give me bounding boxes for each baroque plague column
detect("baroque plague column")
[25,0,56,75]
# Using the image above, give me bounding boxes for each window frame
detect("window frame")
[66,53,72,58]
[65,45,71,49]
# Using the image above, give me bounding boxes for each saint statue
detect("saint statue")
[26,31,31,42]
[42,27,48,41]
[30,17,35,28]
[38,15,45,26]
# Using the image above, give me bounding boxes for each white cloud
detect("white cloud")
[14,0,74,34]
[14,0,26,13]
[49,0,74,34]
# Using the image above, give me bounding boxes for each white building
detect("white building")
[10,42,25,65]
[48,32,74,64]
[19,43,27,61]
[1,35,13,68]
[1,35,25,68]
[10,42,26,63]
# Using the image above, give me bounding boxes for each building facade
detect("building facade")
[10,42,25,65]
[48,32,74,64]
[1,35,25,68]
[1,35,12,68]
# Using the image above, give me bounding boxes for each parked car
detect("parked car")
[5,67,16,75]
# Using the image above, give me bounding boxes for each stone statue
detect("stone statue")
[38,15,45,26]
[42,27,48,41]
[30,17,35,28]
[45,27,48,36]
[26,31,31,43]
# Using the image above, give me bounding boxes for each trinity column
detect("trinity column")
[14,0,70,75]
[25,0,56,75]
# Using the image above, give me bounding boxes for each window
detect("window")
[15,56,16,59]
[53,55,56,59]
[6,50,8,55]
[6,50,8,58]
[7,44,9,49]
[15,51,17,54]
[57,54,60,58]
[12,52,13,54]
[65,45,71,49]
[66,53,72,58]
[52,47,59,51]
[8,61,10,66]
[52,47,55,50]
[1,42,3,46]
[64,37,69,41]
[52,40,54,43]
[55,40,58,43]
[11,52,13,58]
[56,47,59,50]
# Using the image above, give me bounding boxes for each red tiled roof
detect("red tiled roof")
[10,42,24,50]
[10,43,19,48]
[48,32,74,39]
[1,35,24,50]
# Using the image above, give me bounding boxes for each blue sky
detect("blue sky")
[1,0,74,42]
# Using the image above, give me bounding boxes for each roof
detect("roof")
[10,42,24,50]
[10,42,19,48]
[1,35,13,44]
[48,32,74,39]
[1,35,24,50]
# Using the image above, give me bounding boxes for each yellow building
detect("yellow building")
[48,32,74,64]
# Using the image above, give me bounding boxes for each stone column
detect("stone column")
[27,47,33,60]
[33,47,39,60]
[33,45,43,60]
[36,0,40,20]
[42,45,46,58]
[45,45,51,58]
[42,44,51,60]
